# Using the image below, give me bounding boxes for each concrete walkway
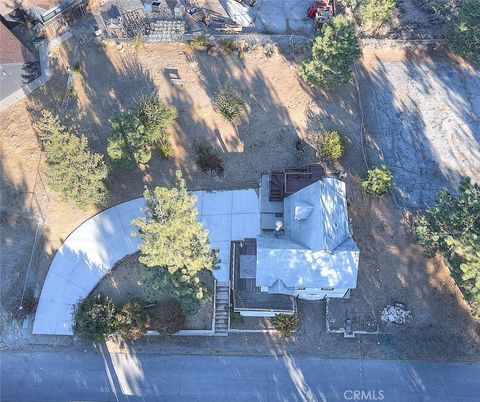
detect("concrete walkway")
[33,190,260,335]
[2,352,480,401]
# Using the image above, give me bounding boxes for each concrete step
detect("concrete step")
[215,311,228,316]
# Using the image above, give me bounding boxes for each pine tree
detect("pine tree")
[132,171,217,313]
[300,15,361,88]
[414,178,480,315]
[445,0,480,62]
[38,111,109,209]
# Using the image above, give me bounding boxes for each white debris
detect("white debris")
[381,304,412,325]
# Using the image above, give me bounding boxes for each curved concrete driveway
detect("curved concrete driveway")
[33,190,260,335]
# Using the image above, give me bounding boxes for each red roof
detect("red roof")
[0,21,36,65]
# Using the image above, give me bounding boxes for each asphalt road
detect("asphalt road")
[1,350,479,401]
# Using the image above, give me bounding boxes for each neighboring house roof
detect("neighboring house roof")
[0,21,36,64]
[0,0,64,16]
[256,178,359,291]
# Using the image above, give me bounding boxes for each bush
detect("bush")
[414,178,480,316]
[136,95,176,158]
[189,35,209,51]
[313,130,345,161]
[107,97,176,167]
[148,298,185,335]
[272,313,298,337]
[107,112,150,167]
[73,295,118,341]
[66,84,76,98]
[300,15,361,88]
[145,269,209,316]
[359,0,396,32]
[193,138,224,178]
[116,299,148,340]
[72,63,81,76]
[362,165,393,196]
[37,111,109,209]
[444,0,480,62]
[213,87,244,123]
[219,39,237,54]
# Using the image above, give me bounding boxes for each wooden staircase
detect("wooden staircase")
[214,282,230,336]
[269,172,284,201]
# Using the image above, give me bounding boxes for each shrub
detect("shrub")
[219,39,237,54]
[313,130,345,161]
[148,298,185,335]
[272,313,298,337]
[362,165,393,196]
[116,299,148,340]
[193,138,224,178]
[189,35,209,51]
[213,87,244,123]
[444,0,480,62]
[107,112,151,167]
[136,95,176,158]
[145,268,209,316]
[359,0,396,32]
[414,178,480,316]
[66,84,76,98]
[107,97,176,167]
[73,295,118,341]
[72,63,81,76]
[37,111,109,209]
[300,15,361,88]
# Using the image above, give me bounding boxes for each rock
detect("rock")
[381,304,412,325]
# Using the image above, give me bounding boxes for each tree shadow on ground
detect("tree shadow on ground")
[356,46,480,208]
[0,144,51,348]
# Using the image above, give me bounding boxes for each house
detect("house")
[231,166,360,316]
[0,0,90,37]
[0,19,39,98]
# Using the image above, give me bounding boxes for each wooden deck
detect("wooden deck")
[269,164,325,201]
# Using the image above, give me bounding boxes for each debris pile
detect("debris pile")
[381,303,412,325]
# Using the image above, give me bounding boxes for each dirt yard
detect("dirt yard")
[0,39,478,359]
[92,253,214,330]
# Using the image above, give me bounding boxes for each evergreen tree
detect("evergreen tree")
[414,178,480,315]
[445,0,480,62]
[132,171,217,313]
[38,111,109,209]
[359,0,396,32]
[300,15,361,88]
